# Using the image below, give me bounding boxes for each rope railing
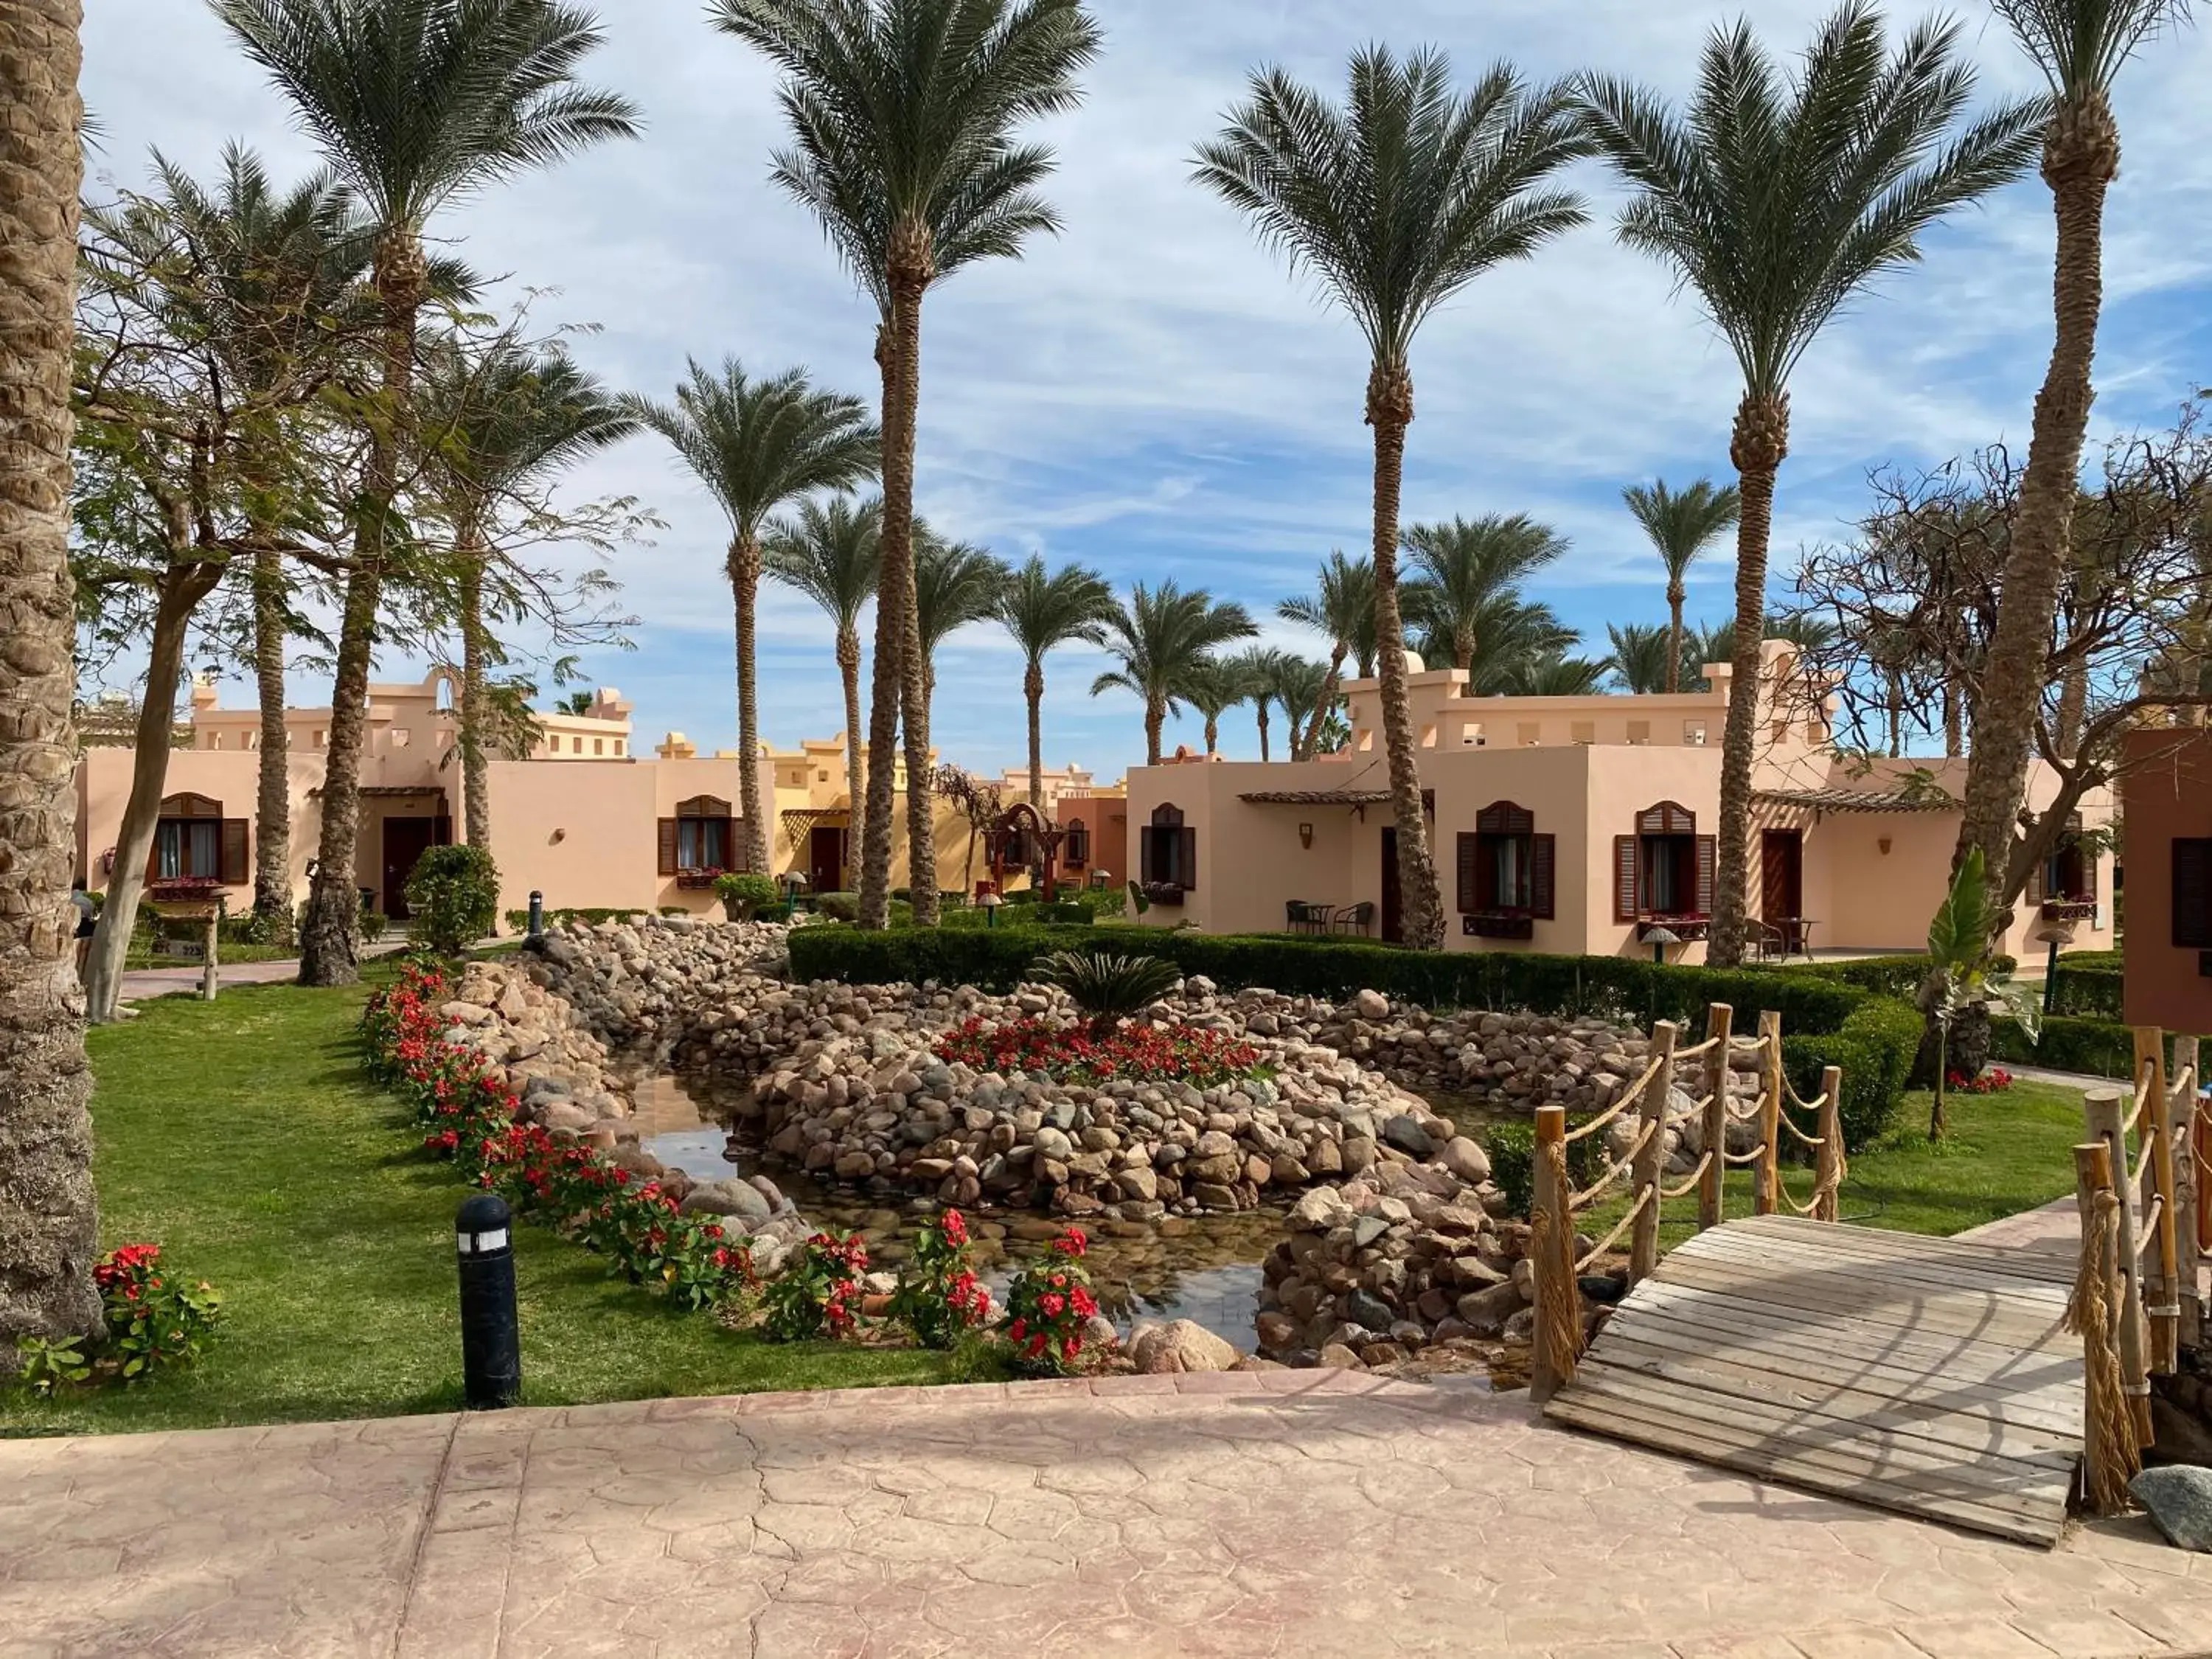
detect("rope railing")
[1659,1151,1714,1200]
[1562,1054,1664,1144]
[1777,1111,1827,1150]
[1671,1034,1720,1061]
[1575,1189,1651,1273]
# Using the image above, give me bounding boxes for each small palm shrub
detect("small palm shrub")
[1029,950,1182,1032]
[403,845,499,956]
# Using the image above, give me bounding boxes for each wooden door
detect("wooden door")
[1761,828,1804,922]
[1381,827,1402,944]
[809,826,846,895]
[382,817,437,919]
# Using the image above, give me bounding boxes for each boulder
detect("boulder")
[2132,1467,2212,1551]
[1129,1319,1240,1375]
[679,1180,773,1228]
[1439,1135,1491,1183]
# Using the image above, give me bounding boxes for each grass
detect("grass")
[1,968,973,1439]
[1576,1078,2090,1254]
[123,941,298,969]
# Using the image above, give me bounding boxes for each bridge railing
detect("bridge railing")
[1529,1001,1843,1403]
[2071,1029,2205,1516]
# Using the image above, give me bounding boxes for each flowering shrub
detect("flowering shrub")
[888,1209,992,1349]
[1001,1227,1099,1374]
[763,1232,869,1342]
[14,1243,224,1398]
[1947,1066,2015,1096]
[936,1015,1262,1088]
[361,961,756,1316]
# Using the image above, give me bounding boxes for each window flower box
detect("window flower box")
[1635,915,1708,942]
[147,878,226,907]
[1141,880,1187,908]
[675,869,726,891]
[1465,911,1534,940]
[2040,899,2096,922]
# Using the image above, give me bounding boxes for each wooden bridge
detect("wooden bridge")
[1526,1009,2208,1548]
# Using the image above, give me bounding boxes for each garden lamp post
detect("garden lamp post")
[1645,925,1680,967]
[981,890,1003,930]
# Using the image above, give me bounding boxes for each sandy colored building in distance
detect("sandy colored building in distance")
[2122,726,2212,1032]
[1124,640,2115,965]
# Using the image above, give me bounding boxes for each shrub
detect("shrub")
[762,1232,869,1342]
[1483,1120,1603,1221]
[2046,961,2124,1020]
[714,872,779,921]
[403,845,498,956]
[1781,995,1921,1152]
[1035,901,1094,925]
[1989,1012,2177,1079]
[1029,950,1184,1029]
[816,891,860,922]
[888,1209,992,1349]
[1001,1227,1098,1374]
[15,1243,223,1397]
[936,1014,1262,1088]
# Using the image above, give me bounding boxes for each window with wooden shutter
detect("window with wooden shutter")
[2175,840,2212,949]
[1695,835,1717,917]
[656,818,678,876]
[2025,853,2046,905]
[1531,835,1556,919]
[220,820,249,886]
[1614,836,1638,922]
[1139,826,1156,883]
[1455,833,1479,914]
[1179,826,1197,891]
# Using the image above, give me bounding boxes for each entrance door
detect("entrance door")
[1761,828,1804,925]
[1381,827,1402,945]
[382,817,438,919]
[808,825,846,895]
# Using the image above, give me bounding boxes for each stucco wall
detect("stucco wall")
[2123,729,2212,1032]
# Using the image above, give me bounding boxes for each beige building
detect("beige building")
[1125,641,2114,964]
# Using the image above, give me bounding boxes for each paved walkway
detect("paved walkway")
[4,1371,2207,1659]
[116,937,422,1005]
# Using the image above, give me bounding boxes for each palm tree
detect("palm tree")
[765,494,880,866]
[1579,4,2040,964]
[1401,514,1569,683]
[1278,550,1375,723]
[1498,653,1611,698]
[1199,49,1589,950]
[1267,653,1334,760]
[1622,478,1741,693]
[1229,645,1287,760]
[714,0,1103,931]
[995,554,1113,807]
[1459,599,1579,696]
[418,335,633,851]
[0,0,101,1368]
[1093,582,1257,765]
[1960,0,2188,911]
[911,528,1009,701]
[1605,622,1676,695]
[215,0,639,984]
[1685,618,1737,690]
[1183,655,1257,757]
[627,359,878,874]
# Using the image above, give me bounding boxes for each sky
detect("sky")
[79,1,2212,783]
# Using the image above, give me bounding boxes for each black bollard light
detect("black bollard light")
[527,889,544,941]
[455,1193,521,1409]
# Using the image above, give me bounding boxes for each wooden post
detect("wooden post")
[1630,1020,1677,1284]
[2177,1035,2204,1353]
[1699,1003,1732,1234]
[1755,1009,1784,1217]
[1815,1064,1844,1223]
[1531,1105,1571,1404]
[2085,1088,2154,1439]
[201,912,219,1003]
[2135,1027,2183,1374]
[2073,1141,2129,1517]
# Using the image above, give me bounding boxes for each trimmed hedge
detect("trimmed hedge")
[1781,995,1922,1152]
[2045,961,2124,1020]
[1989,1013,2174,1079]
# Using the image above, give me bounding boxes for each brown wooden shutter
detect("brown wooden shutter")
[657,818,678,877]
[1532,835,1556,920]
[2025,852,2046,905]
[725,815,743,872]
[2175,840,2212,948]
[1179,826,1197,890]
[220,820,250,886]
[147,832,163,884]
[1614,836,1638,922]
[1695,835,1717,917]
[2081,842,2098,905]
[1455,833,1478,914]
[1139,827,1155,883]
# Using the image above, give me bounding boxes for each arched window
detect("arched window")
[658,795,738,877]
[1458,801,1554,928]
[1063,813,1091,869]
[1140,804,1194,891]
[1615,801,1713,922]
[152,793,246,885]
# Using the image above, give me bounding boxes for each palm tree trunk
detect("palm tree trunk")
[1025,660,1045,809]
[1709,392,1791,968]
[1665,584,1686,696]
[1144,701,1164,768]
[250,540,292,932]
[888,251,938,929]
[1943,681,1963,757]
[1204,714,1220,756]
[837,627,864,886]
[1366,364,1443,951]
[860,309,910,930]
[2054,658,2089,760]
[83,565,221,1023]
[728,535,769,875]
[1453,628,1472,676]
[457,524,491,850]
[1256,702,1271,764]
[1313,644,1347,765]
[301,230,424,986]
[0,0,101,1366]
[1957,104,2117,917]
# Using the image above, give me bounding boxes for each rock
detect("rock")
[1381,1115,1434,1159]
[1256,1312,1300,1351]
[2132,1467,2212,1551]
[1352,989,1388,1021]
[1456,1282,1525,1333]
[1439,1135,1491,1183]
[1345,1289,1394,1332]
[1291,1185,1352,1231]
[1032,1125,1074,1161]
[679,1180,772,1228]
[1129,1319,1240,1375]
[1315,1342,1364,1369]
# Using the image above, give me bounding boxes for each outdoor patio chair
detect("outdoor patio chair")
[1332,902,1375,936]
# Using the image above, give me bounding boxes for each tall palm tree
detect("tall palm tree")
[1458,598,1579,696]
[0,0,100,1368]
[1199,49,1589,950]
[1278,549,1375,722]
[714,0,1103,931]
[1579,4,2040,963]
[1498,653,1611,698]
[1183,655,1256,757]
[995,554,1113,807]
[765,493,880,867]
[1621,477,1741,693]
[215,0,639,984]
[1092,582,1257,765]
[911,528,1008,702]
[1685,618,1737,691]
[418,335,633,851]
[627,359,878,874]
[1401,514,1569,683]
[1960,0,2189,909]
[1229,645,1287,760]
[1605,622,1676,695]
[1267,653,1334,761]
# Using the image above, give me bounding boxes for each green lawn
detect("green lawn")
[1580,1078,2091,1253]
[1,970,967,1438]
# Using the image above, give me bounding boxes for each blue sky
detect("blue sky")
[82,1,2212,781]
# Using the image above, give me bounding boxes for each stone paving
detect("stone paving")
[4,1370,2209,1659]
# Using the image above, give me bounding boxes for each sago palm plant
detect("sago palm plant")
[1029,950,1183,1035]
